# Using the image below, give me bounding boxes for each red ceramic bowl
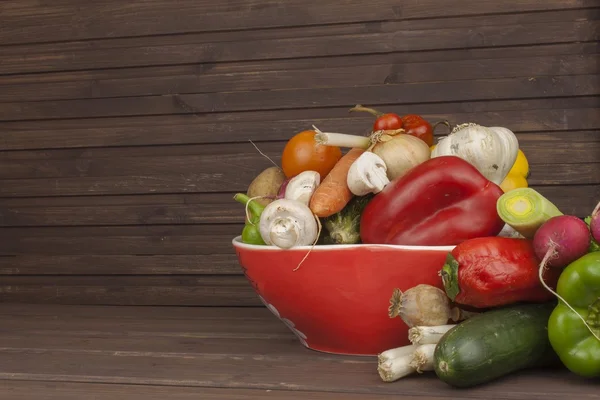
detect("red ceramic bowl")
[232,236,455,356]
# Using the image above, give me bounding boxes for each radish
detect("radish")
[535,213,599,344]
[276,178,291,199]
[533,215,590,269]
[588,200,600,243]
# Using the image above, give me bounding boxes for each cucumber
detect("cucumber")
[433,302,556,388]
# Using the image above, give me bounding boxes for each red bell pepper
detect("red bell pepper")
[440,237,562,309]
[360,156,505,246]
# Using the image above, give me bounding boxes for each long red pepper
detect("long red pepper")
[440,237,562,309]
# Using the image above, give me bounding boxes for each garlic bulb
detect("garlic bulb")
[259,198,318,249]
[431,123,519,185]
[371,133,431,181]
[284,170,320,206]
[347,152,390,196]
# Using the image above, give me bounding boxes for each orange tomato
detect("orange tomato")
[281,130,342,180]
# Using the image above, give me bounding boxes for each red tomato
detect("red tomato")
[401,115,434,147]
[281,130,342,180]
[373,113,403,131]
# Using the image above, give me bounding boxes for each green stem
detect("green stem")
[233,193,265,223]
[348,104,385,117]
[439,254,460,301]
[587,297,600,339]
[432,120,452,133]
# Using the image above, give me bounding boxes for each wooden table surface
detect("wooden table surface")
[0,304,596,399]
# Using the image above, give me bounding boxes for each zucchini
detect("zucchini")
[433,302,556,388]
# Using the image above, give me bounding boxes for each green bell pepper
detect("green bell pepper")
[233,193,266,245]
[548,251,600,378]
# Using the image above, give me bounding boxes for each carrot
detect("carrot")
[309,148,366,218]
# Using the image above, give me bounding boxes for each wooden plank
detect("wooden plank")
[1,40,594,88]
[0,224,243,255]
[0,305,291,341]
[0,254,240,275]
[0,381,432,400]
[0,303,270,320]
[1,97,597,150]
[0,164,595,197]
[0,305,594,399]
[1,130,598,173]
[0,139,596,196]
[0,192,245,226]
[0,275,259,306]
[1,52,597,103]
[1,0,595,45]
[0,182,597,229]
[1,74,598,121]
[0,16,597,75]
[1,352,589,400]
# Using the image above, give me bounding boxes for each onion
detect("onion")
[312,127,430,182]
[370,132,431,181]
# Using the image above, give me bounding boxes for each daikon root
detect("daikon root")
[408,325,455,345]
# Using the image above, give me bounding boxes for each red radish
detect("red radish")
[533,215,590,269]
[276,178,291,199]
[590,201,600,243]
[535,213,599,344]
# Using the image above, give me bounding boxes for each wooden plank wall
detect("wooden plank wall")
[0,1,598,306]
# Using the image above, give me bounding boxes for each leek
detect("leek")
[496,188,563,239]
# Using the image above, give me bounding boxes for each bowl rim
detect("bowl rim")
[232,236,455,252]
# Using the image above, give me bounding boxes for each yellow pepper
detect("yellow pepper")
[500,149,530,192]
[508,149,530,178]
[500,173,529,192]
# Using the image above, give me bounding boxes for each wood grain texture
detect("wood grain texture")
[1,97,597,150]
[0,224,241,255]
[1,11,598,75]
[0,382,470,400]
[0,275,258,306]
[0,183,598,229]
[0,254,241,275]
[2,75,598,121]
[1,0,595,45]
[1,49,597,103]
[0,304,595,399]
[0,143,596,197]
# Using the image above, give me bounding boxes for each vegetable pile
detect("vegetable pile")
[234,104,600,386]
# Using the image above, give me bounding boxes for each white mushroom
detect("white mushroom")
[259,198,318,249]
[347,152,390,196]
[284,170,320,206]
